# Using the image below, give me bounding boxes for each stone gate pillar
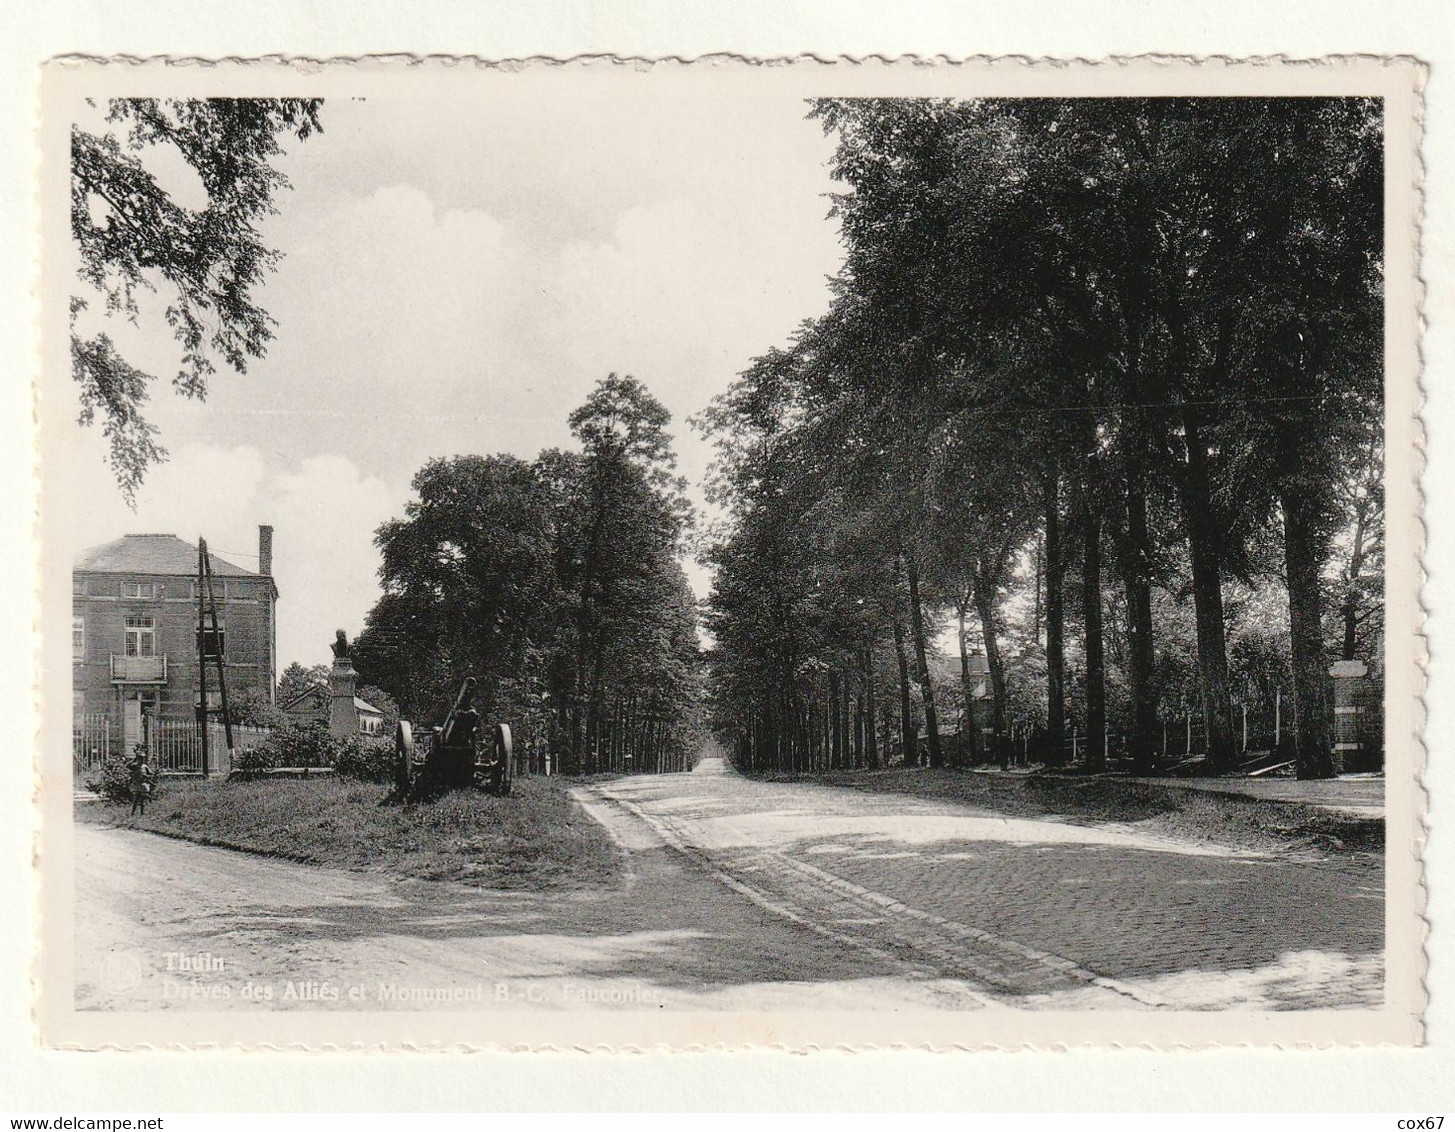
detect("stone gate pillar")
[1329,659,1369,775]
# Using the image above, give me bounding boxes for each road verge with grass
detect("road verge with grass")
[76,774,621,890]
[783,767,1383,856]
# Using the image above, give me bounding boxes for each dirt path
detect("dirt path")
[75,760,1382,1012]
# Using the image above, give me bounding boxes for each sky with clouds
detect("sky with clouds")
[58,90,846,666]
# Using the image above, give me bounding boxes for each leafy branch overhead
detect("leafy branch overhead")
[70,97,323,500]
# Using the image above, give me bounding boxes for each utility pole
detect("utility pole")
[196,538,235,775]
[203,544,235,759]
[197,543,210,778]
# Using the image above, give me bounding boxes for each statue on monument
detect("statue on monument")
[328,629,359,738]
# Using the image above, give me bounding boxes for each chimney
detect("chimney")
[258,524,274,576]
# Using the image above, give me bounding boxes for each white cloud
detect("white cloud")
[264,454,399,666]
[55,92,849,652]
[56,440,402,668]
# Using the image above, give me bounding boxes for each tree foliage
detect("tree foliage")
[277,661,329,706]
[71,97,323,499]
[353,375,702,775]
[701,97,1383,780]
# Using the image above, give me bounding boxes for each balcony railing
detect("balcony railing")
[110,654,167,684]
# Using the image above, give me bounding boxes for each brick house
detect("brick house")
[73,528,278,753]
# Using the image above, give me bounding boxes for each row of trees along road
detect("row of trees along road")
[699,97,1384,780]
[351,375,703,776]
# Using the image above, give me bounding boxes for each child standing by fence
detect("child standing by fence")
[128,748,154,816]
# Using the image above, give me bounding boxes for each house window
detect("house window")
[72,615,84,661]
[199,619,226,658]
[72,576,85,596]
[191,579,228,601]
[123,615,156,658]
[121,581,156,600]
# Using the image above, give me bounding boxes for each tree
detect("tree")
[227,684,285,728]
[277,661,329,705]
[561,374,696,773]
[71,97,323,499]
[702,96,1381,785]
[353,377,701,777]
[357,454,562,725]
[1173,98,1382,777]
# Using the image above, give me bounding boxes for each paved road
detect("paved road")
[74,759,1381,1012]
[583,759,1383,1009]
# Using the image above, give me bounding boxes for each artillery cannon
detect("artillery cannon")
[389,677,513,802]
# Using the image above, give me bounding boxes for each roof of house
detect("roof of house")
[281,687,326,711]
[280,687,383,716]
[75,534,258,577]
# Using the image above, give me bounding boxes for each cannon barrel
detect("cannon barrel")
[438,677,479,750]
[445,676,478,723]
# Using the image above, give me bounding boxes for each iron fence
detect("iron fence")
[72,714,118,775]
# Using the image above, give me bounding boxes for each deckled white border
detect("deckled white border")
[33,53,1426,1055]
[4,28,1446,1111]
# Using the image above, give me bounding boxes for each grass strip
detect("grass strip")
[77,774,621,891]
[781,767,1384,857]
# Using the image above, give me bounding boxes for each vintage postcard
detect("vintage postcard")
[37,55,1423,1050]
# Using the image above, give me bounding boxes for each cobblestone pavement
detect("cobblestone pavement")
[581,760,1384,1010]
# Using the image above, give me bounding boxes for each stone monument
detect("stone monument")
[328,629,360,739]
[1329,658,1369,774]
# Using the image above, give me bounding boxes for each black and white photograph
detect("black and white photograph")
[38,58,1423,1050]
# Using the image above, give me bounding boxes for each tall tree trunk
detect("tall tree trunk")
[957,601,979,765]
[1283,486,1335,779]
[1043,466,1066,765]
[1179,408,1237,773]
[864,644,880,768]
[1082,490,1107,772]
[892,613,917,766]
[1121,426,1159,775]
[1033,535,1043,642]
[973,576,1009,770]
[904,551,943,769]
[828,668,841,770]
[853,677,864,768]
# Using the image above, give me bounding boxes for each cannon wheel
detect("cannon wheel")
[491,723,513,796]
[393,720,414,797]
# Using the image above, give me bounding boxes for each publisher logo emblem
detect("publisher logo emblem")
[98,950,144,996]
